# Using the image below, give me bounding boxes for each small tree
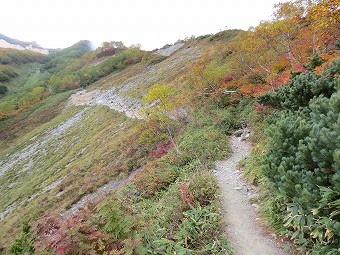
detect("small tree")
[141,84,181,155]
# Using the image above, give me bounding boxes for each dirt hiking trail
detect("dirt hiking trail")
[216,135,288,255]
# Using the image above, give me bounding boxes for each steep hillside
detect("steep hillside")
[0,38,216,251]
[0,41,94,151]
[1,1,339,254]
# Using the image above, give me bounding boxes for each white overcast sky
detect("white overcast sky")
[1,0,282,50]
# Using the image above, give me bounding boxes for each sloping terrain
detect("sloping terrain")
[0,40,205,247]
[0,106,136,227]
[1,3,338,251]
[68,89,142,118]
[154,42,185,56]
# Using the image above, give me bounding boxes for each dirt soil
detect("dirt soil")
[215,135,289,255]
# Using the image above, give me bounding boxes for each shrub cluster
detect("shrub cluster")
[96,47,115,58]
[258,66,337,110]
[258,58,340,253]
[0,66,18,82]
[78,47,143,87]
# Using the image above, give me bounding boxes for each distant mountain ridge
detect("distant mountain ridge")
[0,33,49,54]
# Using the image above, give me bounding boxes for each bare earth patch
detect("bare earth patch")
[154,43,185,56]
[216,135,289,255]
[68,89,142,118]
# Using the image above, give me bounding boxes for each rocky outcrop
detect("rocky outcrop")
[0,39,49,54]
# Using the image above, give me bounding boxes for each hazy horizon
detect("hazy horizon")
[1,0,282,51]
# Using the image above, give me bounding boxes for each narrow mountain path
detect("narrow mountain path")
[215,135,288,255]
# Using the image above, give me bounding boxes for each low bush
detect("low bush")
[78,47,143,87]
[258,58,340,253]
[174,125,230,167]
[98,200,133,240]
[32,211,111,255]
[10,222,35,255]
[0,65,18,82]
[188,171,219,207]
[132,163,179,198]
[147,204,233,255]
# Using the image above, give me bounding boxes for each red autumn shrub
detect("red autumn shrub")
[150,141,173,159]
[292,63,307,73]
[33,211,110,255]
[96,48,115,58]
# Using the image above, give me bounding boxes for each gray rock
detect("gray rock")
[234,130,243,137]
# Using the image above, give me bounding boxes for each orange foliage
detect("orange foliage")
[270,58,290,73]
[238,83,273,97]
[220,78,242,90]
[199,0,339,100]
[315,51,339,73]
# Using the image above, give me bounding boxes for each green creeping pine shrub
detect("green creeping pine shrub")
[258,69,336,110]
[307,54,325,70]
[260,59,340,253]
[324,58,340,76]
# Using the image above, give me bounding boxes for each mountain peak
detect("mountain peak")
[0,33,49,54]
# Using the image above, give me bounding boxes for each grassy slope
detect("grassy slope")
[0,104,147,242]
[0,58,53,151]
[91,40,213,99]
[3,63,45,94]
[0,37,241,253]
[96,105,239,254]
[0,91,72,152]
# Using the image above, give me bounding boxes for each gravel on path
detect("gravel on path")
[216,135,289,255]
